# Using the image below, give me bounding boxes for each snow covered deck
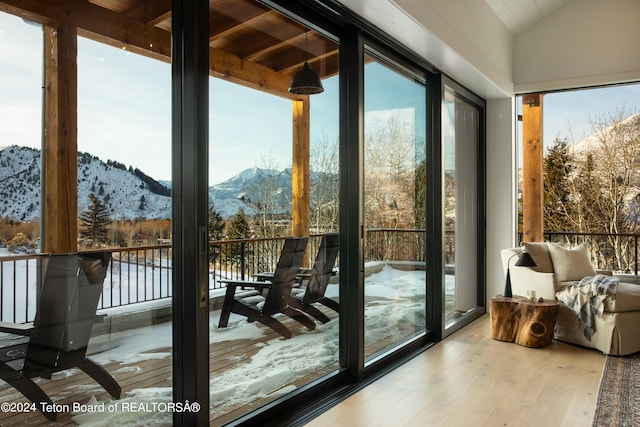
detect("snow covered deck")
[0,304,340,426]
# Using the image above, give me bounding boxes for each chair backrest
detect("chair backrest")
[24,252,111,371]
[301,233,339,303]
[261,237,309,314]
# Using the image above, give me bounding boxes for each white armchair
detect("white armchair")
[500,242,640,355]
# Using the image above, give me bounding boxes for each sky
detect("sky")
[1,12,639,186]
[538,85,640,147]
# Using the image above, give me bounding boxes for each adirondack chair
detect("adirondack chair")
[0,252,121,421]
[287,233,339,324]
[217,237,315,338]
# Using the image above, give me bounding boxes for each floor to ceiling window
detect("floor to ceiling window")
[0,13,42,252]
[443,80,485,331]
[207,2,340,424]
[363,49,428,361]
[0,5,175,425]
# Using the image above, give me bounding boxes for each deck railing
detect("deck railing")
[0,235,327,323]
[3,229,636,323]
[540,231,640,275]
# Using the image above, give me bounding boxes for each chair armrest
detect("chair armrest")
[596,269,613,276]
[218,279,273,290]
[0,321,35,336]
[253,272,274,281]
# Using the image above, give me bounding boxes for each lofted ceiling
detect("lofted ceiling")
[484,0,573,34]
[0,0,339,99]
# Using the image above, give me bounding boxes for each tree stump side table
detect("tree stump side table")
[490,295,560,348]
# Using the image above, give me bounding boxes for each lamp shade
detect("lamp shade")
[515,251,537,267]
[503,250,537,297]
[289,62,324,95]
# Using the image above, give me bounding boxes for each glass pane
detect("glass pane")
[444,86,480,327]
[0,3,174,424]
[363,52,427,361]
[0,13,42,256]
[208,2,340,423]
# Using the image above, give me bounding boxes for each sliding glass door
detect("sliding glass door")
[363,49,428,361]
[207,2,341,423]
[443,80,485,331]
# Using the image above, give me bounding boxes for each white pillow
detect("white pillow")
[522,242,553,273]
[547,243,596,282]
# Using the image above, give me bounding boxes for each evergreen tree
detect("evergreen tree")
[208,203,225,264]
[208,203,225,241]
[79,193,111,246]
[225,207,253,268]
[227,207,252,239]
[543,137,574,232]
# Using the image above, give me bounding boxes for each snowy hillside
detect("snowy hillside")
[569,112,640,156]
[0,145,172,221]
[208,167,292,218]
[0,145,336,221]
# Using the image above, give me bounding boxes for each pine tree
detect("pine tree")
[208,203,225,241]
[543,137,574,232]
[208,203,225,264]
[79,193,111,247]
[227,207,252,239]
[224,207,253,268]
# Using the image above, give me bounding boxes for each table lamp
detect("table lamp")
[504,249,537,297]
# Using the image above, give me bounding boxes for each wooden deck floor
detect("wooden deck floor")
[0,295,458,426]
[0,307,341,426]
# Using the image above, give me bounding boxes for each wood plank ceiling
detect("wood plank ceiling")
[0,0,339,99]
[484,0,573,34]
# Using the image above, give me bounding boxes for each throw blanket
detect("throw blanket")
[556,274,618,341]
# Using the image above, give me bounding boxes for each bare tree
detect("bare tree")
[310,131,339,232]
[553,108,640,270]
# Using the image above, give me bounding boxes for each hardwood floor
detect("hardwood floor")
[306,314,607,427]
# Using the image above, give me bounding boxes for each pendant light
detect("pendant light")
[289,32,324,95]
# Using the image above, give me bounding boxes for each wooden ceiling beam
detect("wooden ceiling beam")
[0,0,60,26]
[124,0,171,26]
[240,28,305,62]
[210,47,303,100]
[209,5,272,42]
[0,0,315,97]
[0,0,172,61]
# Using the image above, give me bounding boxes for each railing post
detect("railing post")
[240,242,246,281]
[633,234,638,276]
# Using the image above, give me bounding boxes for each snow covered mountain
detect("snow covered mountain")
[208,167,293,218]
[0,145,172,221]
[0,145,310,221]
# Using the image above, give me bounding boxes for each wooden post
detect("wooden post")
[292,98,310,238]
[43,23,78,254]
[292,98,311,267]
[522,94,543,243]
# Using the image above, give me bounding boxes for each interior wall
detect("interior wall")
[514,0,640,93]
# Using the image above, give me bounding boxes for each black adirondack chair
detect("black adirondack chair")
[217,237,315,338]
[287,233,339,323]
[0,252,121,421]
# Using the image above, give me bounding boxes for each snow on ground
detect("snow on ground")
[68,264,440,425]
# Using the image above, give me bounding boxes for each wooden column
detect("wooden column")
[522,94,543,242]
[292,98,310,239]
[43,23,78,254]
